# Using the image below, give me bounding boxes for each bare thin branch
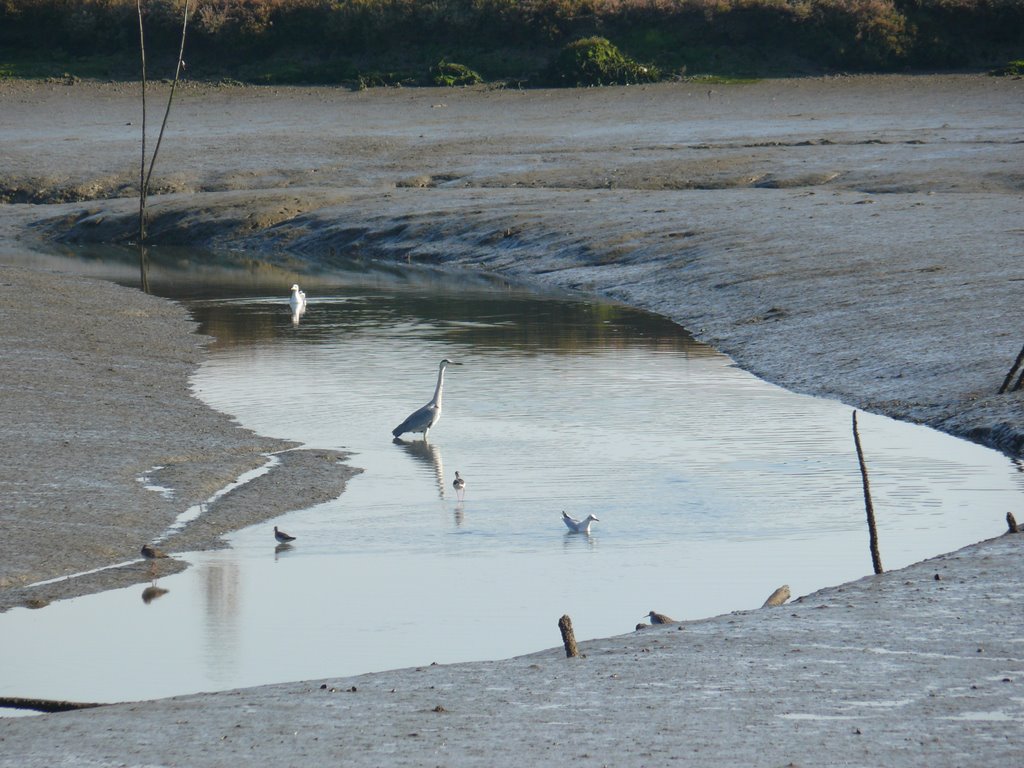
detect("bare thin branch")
[144,0,191,197]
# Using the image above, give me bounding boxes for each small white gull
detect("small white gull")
[561,511,599,534]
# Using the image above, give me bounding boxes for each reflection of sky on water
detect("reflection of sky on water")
[2,264,1022,709]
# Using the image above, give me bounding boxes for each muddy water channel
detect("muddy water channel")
[3,258,1022,707]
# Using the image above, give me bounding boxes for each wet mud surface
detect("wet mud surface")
[0,75,1021,763]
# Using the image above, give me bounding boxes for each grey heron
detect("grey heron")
[643,610,676,625]
[392,358,462,439]
[561,511,599,534]
[453,471,466,500]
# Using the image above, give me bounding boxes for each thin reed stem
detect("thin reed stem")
[144,0,190,197]
[136,0,147,243]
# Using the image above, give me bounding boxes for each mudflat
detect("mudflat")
[0,75,1020,763]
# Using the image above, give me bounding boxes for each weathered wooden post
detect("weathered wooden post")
[558,614,579,658]
[853,410,883,574]
[998,344,1024,394]
[762,585,791,607]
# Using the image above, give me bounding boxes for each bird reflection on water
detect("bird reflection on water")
[393,436,447,499]
[141,585,169,604]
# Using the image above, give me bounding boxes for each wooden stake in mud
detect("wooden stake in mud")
[998,344,1024,394]
[853,410,884,574]
[558,614,579,658]
[762,585,791,607]
[1007,512,1019,534]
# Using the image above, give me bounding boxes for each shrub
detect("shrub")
[546,36,660,86]
[991,59,1024,76]
[430,60,483,86]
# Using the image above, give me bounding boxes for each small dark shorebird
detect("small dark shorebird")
[141,544,168,560]
[453,471,466,500]
[643,610,676,625]
[274,526,296,544]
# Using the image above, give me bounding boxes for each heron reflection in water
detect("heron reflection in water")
[393,437,447,499]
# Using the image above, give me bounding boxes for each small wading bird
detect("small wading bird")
[643,610,676,625]
[141,543,169,575]
[392,358,462,440]
[141,544,168,561]
[274,526,296,544]
[561,511,599,534]
[289,284,307,313]
[453,471,466,500]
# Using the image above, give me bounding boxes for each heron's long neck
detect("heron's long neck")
[432,366,446,407]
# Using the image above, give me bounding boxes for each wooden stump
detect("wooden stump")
[762,585,791,607]
[558,614,579,658]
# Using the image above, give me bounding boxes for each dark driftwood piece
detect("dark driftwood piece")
[0,696,102,713]
[1008,512,1019,534]
[998,343,1024,394]
[853,411,884,574]
[558,614,579,658]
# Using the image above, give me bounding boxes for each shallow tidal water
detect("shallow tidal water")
[2,255,1022,708]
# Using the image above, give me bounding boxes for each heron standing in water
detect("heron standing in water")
[392,358,462,440]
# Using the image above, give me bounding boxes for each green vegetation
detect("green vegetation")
[546,37,659,86]
[991,59,1024,75]
[0,0,1021,86]
[430,60,483,87]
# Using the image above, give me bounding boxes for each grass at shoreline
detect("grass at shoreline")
[1,0,1021,86]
